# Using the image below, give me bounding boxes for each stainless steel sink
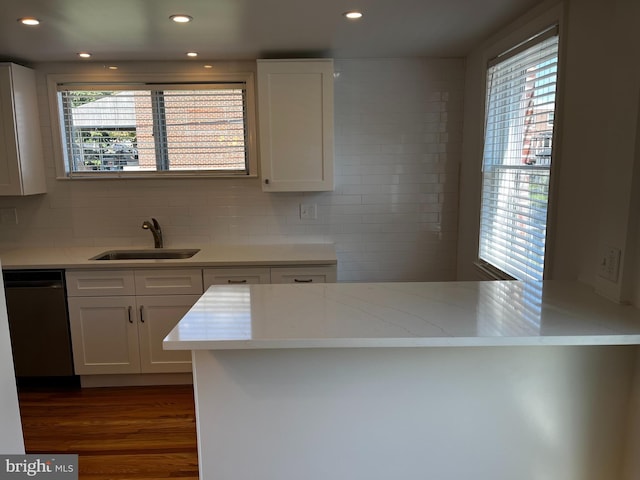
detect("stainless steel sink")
[90,248,200,261]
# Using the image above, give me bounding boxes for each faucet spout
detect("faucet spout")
[142,218,163,248]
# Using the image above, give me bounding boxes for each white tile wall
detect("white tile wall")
[0,58,464,282]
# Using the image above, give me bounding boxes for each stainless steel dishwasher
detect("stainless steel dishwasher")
[3,269,76,380]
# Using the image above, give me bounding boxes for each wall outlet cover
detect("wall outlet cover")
[597,245,621,282]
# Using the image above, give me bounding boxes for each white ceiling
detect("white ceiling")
[0,0,542,63]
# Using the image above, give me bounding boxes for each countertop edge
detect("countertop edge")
[164,334,640,350]
[1,259,338,270]
[0,244,338,270]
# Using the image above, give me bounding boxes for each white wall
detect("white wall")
[561,0,640,303]
[629,101,640,307]
[0,58,464,283]
[0,265,25,453]
[623,348,640,479]
[194,346,637,480]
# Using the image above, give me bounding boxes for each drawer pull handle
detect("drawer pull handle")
[127,306,133,324]
[228,279,248,284]
[294,278,313,283]
[139,305,145,323]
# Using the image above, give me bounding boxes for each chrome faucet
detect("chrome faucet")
[142,218,163,248]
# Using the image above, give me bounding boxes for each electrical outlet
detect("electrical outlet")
[597,245,621,282]
[299,203,317,220]
[0,208,18,225]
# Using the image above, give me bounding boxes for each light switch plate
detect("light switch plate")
[299,204,317,220]
[597,244,621,282]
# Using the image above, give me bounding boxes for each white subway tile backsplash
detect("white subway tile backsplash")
[0,58,464,282]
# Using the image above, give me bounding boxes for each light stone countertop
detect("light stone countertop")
[164,280,640,349]
[0,244,337,270]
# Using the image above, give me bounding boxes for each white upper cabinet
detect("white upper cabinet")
[0,63,46,196]
[257,59,334,192]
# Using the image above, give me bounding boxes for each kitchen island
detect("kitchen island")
[164,281,640,480]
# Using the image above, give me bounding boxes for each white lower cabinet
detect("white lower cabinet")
[67,269,202,375]
[66,264,336,377]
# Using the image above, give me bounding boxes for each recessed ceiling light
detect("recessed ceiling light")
[186,52,198,57]
[170,14,193,23]
[203,65,213,69]
[107,65,118,70]
[78,52,92,58]
[343,11,363,20]
[18,17,40,26]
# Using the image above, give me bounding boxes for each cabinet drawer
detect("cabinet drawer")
[203,268,271,286]
[270,266,336,284]
[66,270,135,297]
[134,269,203,295]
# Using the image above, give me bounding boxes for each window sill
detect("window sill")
[56,172,258,181]
[473,261,517,281]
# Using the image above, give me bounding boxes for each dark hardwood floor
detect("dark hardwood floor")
[18,384,199,480]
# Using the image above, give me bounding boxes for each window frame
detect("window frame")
[476,25,562,282]
[47,72,258,179]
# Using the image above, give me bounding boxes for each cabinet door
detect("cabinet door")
[257,59,334,192]
[136,295,200,373]
[270,266,337,284]
[203,268,271,287]
[67,296,140,375]
[0,63,46,196]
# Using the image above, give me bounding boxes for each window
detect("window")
[478,26,559,282]
[54,79,255,177]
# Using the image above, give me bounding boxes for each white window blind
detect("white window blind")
[479,28,559,282]
[57,83,248,175]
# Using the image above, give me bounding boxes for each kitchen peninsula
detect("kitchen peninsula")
[164,280,640,480]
